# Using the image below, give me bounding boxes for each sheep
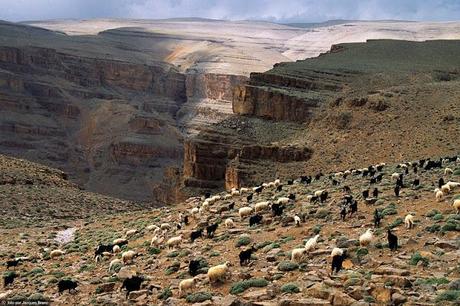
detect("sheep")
[255,201,271,212]
[146,224,159,231]
[225,218,234,228]
[435,189,445,202]
[405,214,414,229]
[239,246,256,266]
[445,167,454,175]
[359,229,373,247]
[331,247,343,257]
[305,234,320,252]
[314,190,325,197]
[391,173,401,181]
[291,248,307,263]
[178,277,196,297]
[95,244,113,262]
[207,261,231,284]
[387,229,398,251]
[113,238,128,247]
[121,276,144,298]
[231,189,240,196]
[122,250,137,264]
[50,249,65,259]
[190,207,199,217]
[274,179,281,186]
[446,181,460,189]
[223,194,232,200]
[240,188,250,193]
[166,235,183,249]
[125,229,137,237]
[239,207,253,220]
[249,214,263,227]
[452,199,460,214]
[57,279,78,294]
[294,215,301,227]
[108,258,122,272]
[275,197,290,205]
[441,184,451,194]
[150,235,164,247]
[113,245,121,253]
[160,223,171,231]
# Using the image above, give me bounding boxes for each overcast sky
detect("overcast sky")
[1,0,459,23]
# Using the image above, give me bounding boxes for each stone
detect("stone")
[279,298,330,306]
[128,289,148,300]
[307,283,331,300]
[96,282,116,293]
[370,287,392,303]
[330,290,357,305]
[374,267,410,276]
[434,240,458,250]
[117,267,136,279]
[392,292,407,305]
[242,288,271,301]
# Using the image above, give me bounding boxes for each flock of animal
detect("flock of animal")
[2,154,459,300]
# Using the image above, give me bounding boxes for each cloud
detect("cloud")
[0,0,459,22]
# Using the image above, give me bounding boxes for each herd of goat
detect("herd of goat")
[2,155,459,299]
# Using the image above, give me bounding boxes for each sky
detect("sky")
[1,0,459,23]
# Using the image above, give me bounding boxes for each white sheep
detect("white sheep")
[207,261,231,284]
[239,207,253,220]
[435,189,445,202]
[50,249,65,259]
[225,218,234,228]
[305,234,319,251]
[334,172,344,177]
[391,173,401,181]
[291,248,307,263]
[274,179,281,186]
[446,181,460,189]
[125,229,137,237]
[160,223,171,231]
[121,250,136,264]
[405,214,414,229]
[294,215,301,227]
[113,238,128,246]
[108,258,122,272]
[445,168,454,175]
[255,201,270,212]
[166,235,182,249]
[223,194,232,200]
[441,184,451,194]
[191,207,199,217]
[331,247,343,257]
[359,229,373,247]
[179,277,196,297]
[314,190,325,197]
[240,188,250,193]
[275,197,290,205]
[231,189,240,196]
[150,235,164,247]
[112,245,121,253]
[146,224,159,231]
[453,199,460,214]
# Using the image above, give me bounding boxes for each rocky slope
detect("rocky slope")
[184,40,460,192]
[1,154,459,305]
[0,154,148,228]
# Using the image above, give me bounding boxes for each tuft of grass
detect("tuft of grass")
[388,218,403,229]
[230,278,269,294]
[312,225,322,234]
[165,262,180,275]
[281,283,300,293]
[426,224,441,233]
[158,287,172,300]
[235,236,252,247]
[356,247,369,258]
[186,292,212,303]
[416,277,450,286]
[426,209,441,218]
[315,209,329,219]
[436,290,460,302]
[148,247,161,255]
[410,252,429,267]
[278,261,299,272]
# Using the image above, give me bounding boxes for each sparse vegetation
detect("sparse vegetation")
[230,278,269,294]
[281,283,300,293]
[278,261,299,272]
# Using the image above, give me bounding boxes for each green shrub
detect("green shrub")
[410,252,429,266]
[235,236,252,247]
[278,261,299,272]
[427,209,441,218]
[148,247,161,255]
[165,262,180,275]
[281,283,300,293]
[166,251,180,258]
[426,224,441,233]
[315,209,329,219]
[416,277,450,286]
[186,292,212,303]
[356,247,369,258]
[432,213,444,221]
[230,278,269,294]
[312,225,322,234]
[382,207,397,216]
[453,169,460,176]
[436,290,460,302]
[158,287,172,300]
[279,236,294,244]
[388,218,403,229]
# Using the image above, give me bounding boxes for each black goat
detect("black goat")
[5,259,21,269]
[332,179,339,186]
[375,173,383,182]
[287,179,293,185]
[288,193,296,201]
[229,202,235,210]
[300,176,311,184]
[276,185,283,192]
[239,246,256,266]
[58,279,78,294]
[343,195,353,205]
[189,260,200,276]
[271,203,284,216]
[373,209,382,227]
[340,206,347,221]
[412,178,420,187]
[121,276,144,298]
[3,272,17,287]
[249,214,263,227]
[362,189,369,199]
[246,193,253,202]
[254,186,263,193]
[95,244,114,259]
[206,223,219,238]
[343,185,351,193]
[349,200,358,216]
[438,177,445,188]
[331,250,347,274]
[387,229,398,251]
[190,229,203,243]
[204,192,211,199]
[394,185,400,197]
[320,191,329,203]
[372,188,379,198]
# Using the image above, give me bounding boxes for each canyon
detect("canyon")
[1,19,460,204]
